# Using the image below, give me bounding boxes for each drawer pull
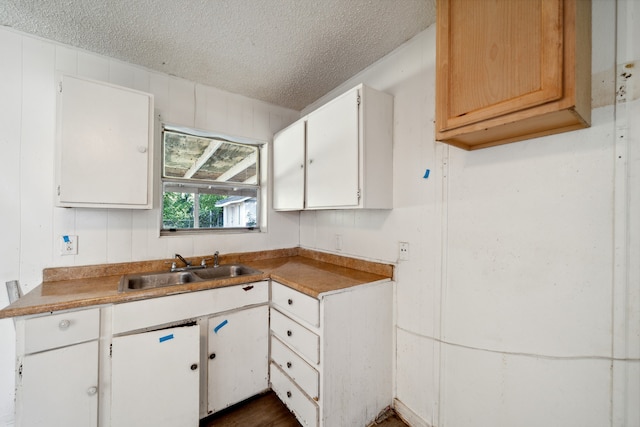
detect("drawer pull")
[209,353,216,360]
[190,363,198,371]
[287,298,293,305]
[58,319,71,330]
[87,386,97,396]
[286,391,292,398]
[286,361,292,369]
[287,330,292,337]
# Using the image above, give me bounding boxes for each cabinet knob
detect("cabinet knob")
[309,159,314,164]
[299,164,304,169]
[286,391,292,398]
[287,298,293,305]
[287,330,292,337]
[87,386,97,396]
[209,353,216,360]
[137,146,147,153]
[190,363,198,371]
[58,319,71,330]
[286,362,292,369]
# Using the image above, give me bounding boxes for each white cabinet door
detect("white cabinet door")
[273,120,306,210]
[306,88,360,208]
[111,324,200,427]
[56,74,154,208]
[207,306,269,414]
[17,340,99,427]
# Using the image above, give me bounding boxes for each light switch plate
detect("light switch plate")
[399,242,409,261]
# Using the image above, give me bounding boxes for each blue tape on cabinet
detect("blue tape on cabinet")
[159,333,174,343]
[213,319,228,334]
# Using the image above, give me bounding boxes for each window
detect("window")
[161,126,262,234]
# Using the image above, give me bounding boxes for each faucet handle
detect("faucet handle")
[200,258,213,267]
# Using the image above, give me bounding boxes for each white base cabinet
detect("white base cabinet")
[207,305,269,414]
[270,280,394,427]
[14,308,101,427]
[13,278,391,427]
[110,324,200,427]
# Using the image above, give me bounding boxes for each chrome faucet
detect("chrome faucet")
[170,253,194,271]
[213,251,219,268]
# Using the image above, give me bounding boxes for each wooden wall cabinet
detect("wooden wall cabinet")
[435,0,591,150]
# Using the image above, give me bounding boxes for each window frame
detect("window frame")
[160,125,264,236]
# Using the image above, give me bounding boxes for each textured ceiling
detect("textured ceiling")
[1,0,436,110]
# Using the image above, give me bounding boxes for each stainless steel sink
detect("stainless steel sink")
[193,264,262,280]
[118,264,262,292]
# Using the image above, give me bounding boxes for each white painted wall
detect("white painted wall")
[0,27,300,425]
[300,1,639,426]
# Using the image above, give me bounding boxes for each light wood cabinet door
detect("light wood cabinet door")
[436,0,591,150]
[17,341,99,427]
[110,324,200,427]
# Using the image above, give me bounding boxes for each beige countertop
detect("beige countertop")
[0,248,393,319]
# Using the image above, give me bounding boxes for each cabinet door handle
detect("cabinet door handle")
[87,386,97,396]
[209,353,216,360]
[286,391,292,398]
[286,362,292,369]
[287,298,293,305]
[190,363,198,371]
[299,164,304,169]
[309,159,313,164]
[286,330,292,337]
[58,319,71,330]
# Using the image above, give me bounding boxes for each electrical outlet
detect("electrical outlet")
[399,242,409,261]
[60,235,78,255]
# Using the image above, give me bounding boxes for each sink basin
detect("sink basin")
[118,264,262,292]
[119,271,200,292]
[193,264,262,280]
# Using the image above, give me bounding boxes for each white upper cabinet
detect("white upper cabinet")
[273,84,393,210]
[273,120,306,210]
[55,75,154,209]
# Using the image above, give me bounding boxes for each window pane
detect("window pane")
[162,184,258,231]
[163,130,258,183]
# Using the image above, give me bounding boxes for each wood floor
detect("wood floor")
[200,391,409,427]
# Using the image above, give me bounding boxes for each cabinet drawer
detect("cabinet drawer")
[272,281,319,327]
[271,363,318,427]
[271,336,319,399]
[23,308,100,354]
[270,309,319,364]
[113,281,268,334]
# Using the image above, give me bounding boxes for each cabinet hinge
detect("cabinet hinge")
[109,343,112,358]
[357,94,361,106]
[58,81,63,93]
[57,185,61,196]
[357,189,361,200]
[18,363,23,378]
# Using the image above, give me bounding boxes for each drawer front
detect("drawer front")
[271,336,319,399]
[23,308,100,354]
[270,309,319,364]
[113,281,268,334]
[272,282,320,327]
[270,363,318,427]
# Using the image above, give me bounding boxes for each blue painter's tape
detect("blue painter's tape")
[63,235,70,242]
[159,333,174,343]
[213,319,228,334]
[423,169,430,179]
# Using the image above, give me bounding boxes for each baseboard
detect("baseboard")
[393,398,431,427]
